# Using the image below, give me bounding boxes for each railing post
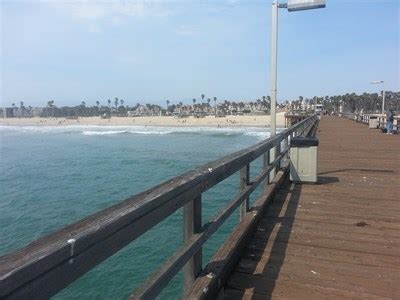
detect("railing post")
[183,195,202,296]
[276,140,282,169]
[283,135,289,164]
[239,164,250,220]
[263,149,270,186]
[269,146,275,183]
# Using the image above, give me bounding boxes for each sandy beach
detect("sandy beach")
[0,113,286,127]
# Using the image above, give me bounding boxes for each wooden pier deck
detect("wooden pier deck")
[223,116,400,299]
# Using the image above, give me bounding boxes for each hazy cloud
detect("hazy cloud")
[69,0,173,20]
[174,25,196,37]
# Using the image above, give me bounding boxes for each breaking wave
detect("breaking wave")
[0,125,276,140]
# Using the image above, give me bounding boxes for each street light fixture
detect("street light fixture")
[287,0,326,12]
[370,80,385,114]
[270,0,326,136]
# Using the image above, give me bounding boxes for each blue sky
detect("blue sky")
[1,0,399,107]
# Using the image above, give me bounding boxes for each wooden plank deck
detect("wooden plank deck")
[223,116,400,299]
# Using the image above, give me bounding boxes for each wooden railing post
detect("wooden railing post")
[183,195,202,295]
[283,136,289,163]
[239,164,250,220]
[263,149,270,187]
[276,141,282,169]
[269,146,276,181]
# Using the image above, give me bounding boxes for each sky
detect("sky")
[1,0,399,107]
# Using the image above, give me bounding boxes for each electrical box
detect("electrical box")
[290,137,319,183]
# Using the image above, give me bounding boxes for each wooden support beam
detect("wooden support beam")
[183,195,202,296]
[239,164,250,220]
[263,149,270,188]
[276,140,282,169]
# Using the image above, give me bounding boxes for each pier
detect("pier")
[209,116,400,299]
[1,116,399,299]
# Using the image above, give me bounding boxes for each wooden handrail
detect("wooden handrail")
[0,115,318,299]
[342,112,398,131]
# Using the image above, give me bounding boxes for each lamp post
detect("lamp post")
[270,0,326,136]
[370,80,385,114]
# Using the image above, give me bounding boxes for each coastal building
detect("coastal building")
[0,107,43,118]
[1,107,17,118]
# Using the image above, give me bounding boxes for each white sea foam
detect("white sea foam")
[244,131,270,138]
[81,130,128,136]
[128,130,172,135]
[0,125,277,140]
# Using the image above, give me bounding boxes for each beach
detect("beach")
[0,112,286,127]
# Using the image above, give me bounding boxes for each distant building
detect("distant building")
[315,104,323,114]
[31,107,43,117]
[1,107,17,118]
[0,107,43,118]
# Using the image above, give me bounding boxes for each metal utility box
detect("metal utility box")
[290,137,319,183]
[369,116,378,129]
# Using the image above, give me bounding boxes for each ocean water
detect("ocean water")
[0,125,277,299]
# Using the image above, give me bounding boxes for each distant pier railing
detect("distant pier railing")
[0,116,318,299]
[341,112,399,132]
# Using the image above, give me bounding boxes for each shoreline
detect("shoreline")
[0,113,286,128]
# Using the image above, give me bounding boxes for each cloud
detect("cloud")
[72,3,106,19]
[174,25,196,37]
[114,53,142,66]
[206,0,241,14]
[68,0,172,20]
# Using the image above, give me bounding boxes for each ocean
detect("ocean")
[0,125,276,299]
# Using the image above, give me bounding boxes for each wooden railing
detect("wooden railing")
[0,115,318,299]
[342,112,398,132]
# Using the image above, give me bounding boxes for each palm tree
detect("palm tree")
[47,100,54,117]
[192,99,196,115]
[178,101,183,114]
[213,97,217,115]
[120,99,124,106]
[201,94,205,102]
[165,100,170,116]
[107,99,111,108]
[80,101,86,117]
[96,101,100,107]
[114,97,119,109]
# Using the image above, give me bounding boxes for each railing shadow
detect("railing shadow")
[253,181,302,299]
[226,179,302,299]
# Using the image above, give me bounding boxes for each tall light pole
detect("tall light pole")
[370,80,385,114]
[270,0,325,136]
